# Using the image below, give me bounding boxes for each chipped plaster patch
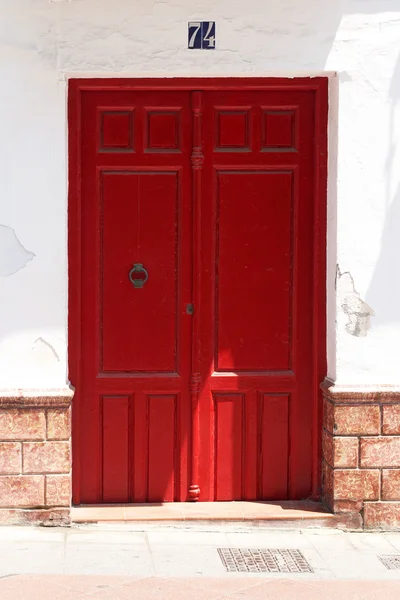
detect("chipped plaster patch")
[0,225,35,277]
[337,266,374,337]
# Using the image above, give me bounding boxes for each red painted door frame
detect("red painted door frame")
[68,77,328,505]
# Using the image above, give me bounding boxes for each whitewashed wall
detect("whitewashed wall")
[0,0,399,389]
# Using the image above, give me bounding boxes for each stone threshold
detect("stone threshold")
[71,501,360,529]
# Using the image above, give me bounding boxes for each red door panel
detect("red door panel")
[76,89,192,503]
[199,89,316,501]
[102,395,131,502]
[101,170,179,373]
[213,394,244,501]
[215,170,293,371]
[70,79,327,505]
[259,394,290,500]
[147,394,177,502]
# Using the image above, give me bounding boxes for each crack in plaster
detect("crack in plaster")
[0,225,35,277]
[33,338,60,362]
[337,266,374,337]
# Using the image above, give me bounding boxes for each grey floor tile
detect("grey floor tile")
[306,532,359,552]
[66,530,148,546]
[64,544,154,576]
[0,527,66,543]
[226,530,313,549]
[152,550,227,577]
[299,548,335,579]
[148,530,229,547]
[315,548,400,580]
[348,533,398,552]
[0,542,66,575]
[384,534,400,552]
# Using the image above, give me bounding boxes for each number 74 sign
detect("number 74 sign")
[188,22,216,50]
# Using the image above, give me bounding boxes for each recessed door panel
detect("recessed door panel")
[259,393,290,499]
[101,170,179,373]
[102,395,131,502]
[213,394,244,500]
[147,395,177,501]
[215,170,293,372]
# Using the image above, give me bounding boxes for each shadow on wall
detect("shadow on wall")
[0,225,35,277]
[365,49,400,323]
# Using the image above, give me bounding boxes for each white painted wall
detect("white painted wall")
[0,0,399,388]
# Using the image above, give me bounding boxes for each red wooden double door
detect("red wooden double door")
[70,78,327,505]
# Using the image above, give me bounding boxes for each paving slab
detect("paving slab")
[225,530,313,549]
[385,534,400,552]
[64,544,154,576]
[348,533,399,552]
[147,530,229,546]
[0,540,66,576]
[67,530,148,546]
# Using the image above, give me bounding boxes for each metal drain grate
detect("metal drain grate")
[217,548,313,573]
[378,555,400,570]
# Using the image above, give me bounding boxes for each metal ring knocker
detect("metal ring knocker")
[129,263,149,288]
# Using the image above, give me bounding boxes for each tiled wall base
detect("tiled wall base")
[0,390,73,526]
[322,380,400,530]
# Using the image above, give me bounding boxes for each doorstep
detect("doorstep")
[71,501,360,530]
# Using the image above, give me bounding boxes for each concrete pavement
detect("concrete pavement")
[1,525,400,597]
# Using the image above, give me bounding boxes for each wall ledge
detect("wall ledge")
[321,379,400,402]
[0,388,74,408]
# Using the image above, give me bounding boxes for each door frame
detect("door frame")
[68,77,328,504]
